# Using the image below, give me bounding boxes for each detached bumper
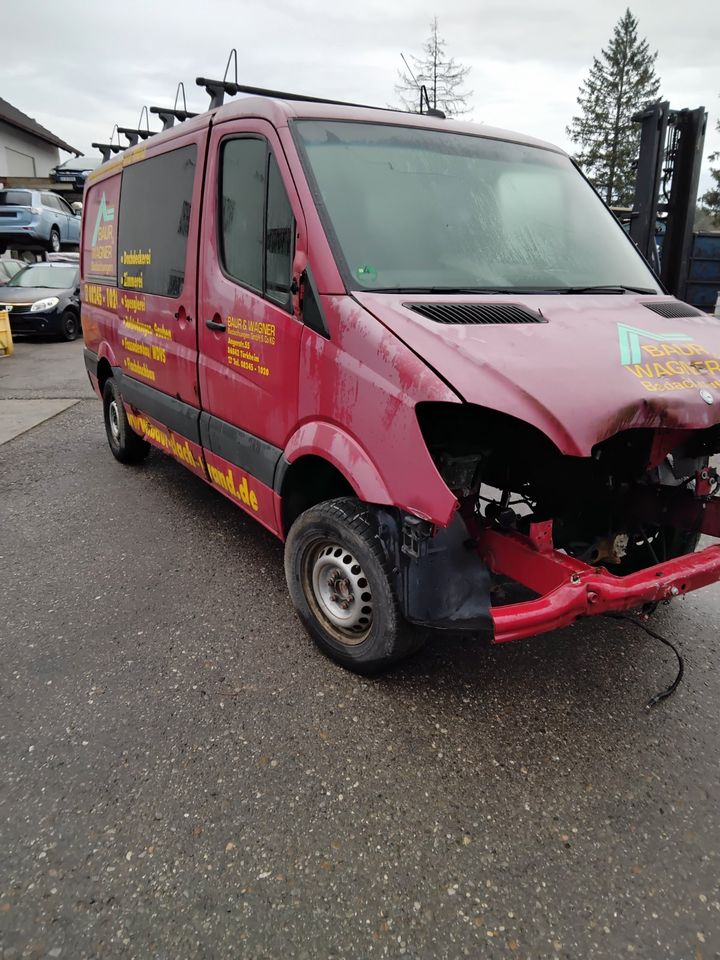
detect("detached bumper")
[475,525,720,644]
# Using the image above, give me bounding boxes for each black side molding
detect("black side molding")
[114,373,283,486]
[117,373,202,445]
[83,348,99,379]
[199,413,282,488]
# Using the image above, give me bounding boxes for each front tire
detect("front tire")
[58,309,79,341]
[102,378,150,464]
[284,498,426,673]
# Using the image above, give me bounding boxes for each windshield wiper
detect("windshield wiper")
[554,284,658,295]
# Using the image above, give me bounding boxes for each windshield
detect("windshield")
[0,190,32,206]
[292,120,660,293]
[8,265,78,289]
[57,156,100,171]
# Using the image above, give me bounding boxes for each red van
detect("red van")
[81,88,720,672]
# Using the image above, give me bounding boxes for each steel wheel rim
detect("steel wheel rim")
[305,541,374,645]
[51,232,60,252]
[64,315,77,337]
[108,399,121,442]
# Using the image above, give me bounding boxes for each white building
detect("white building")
[0,97,79,179]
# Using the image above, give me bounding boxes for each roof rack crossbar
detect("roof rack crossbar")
[149,106,198,131]
[196,77,241,110]
[209,82,414,115]
[117,126,155,146]
[92,142,124,162]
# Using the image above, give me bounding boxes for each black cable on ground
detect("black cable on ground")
[602,612,684,708]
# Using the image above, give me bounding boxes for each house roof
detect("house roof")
[0,98,80,155]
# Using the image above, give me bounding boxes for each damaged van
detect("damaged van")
[81,87,720,672]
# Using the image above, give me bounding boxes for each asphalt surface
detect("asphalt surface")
[1,339,720,959]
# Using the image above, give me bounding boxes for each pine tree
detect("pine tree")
[702,104,720,216]
[395,17,472,117]
[567,9,660,206]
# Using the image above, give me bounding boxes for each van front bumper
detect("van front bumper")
[472,523,720,644]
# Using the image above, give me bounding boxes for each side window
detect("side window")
[118,144,197,297]
[220,138,265,290]
[42,193,60,211]
[220,138,295,310]
[265,154,294,308]
[57,196,74,215]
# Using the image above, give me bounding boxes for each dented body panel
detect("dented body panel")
[354,292,720,456]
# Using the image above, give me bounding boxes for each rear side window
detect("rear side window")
[219,139,294,309]
[0,190,32,206]
[118,144,197,297]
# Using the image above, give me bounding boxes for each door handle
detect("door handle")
[206,318,226,332]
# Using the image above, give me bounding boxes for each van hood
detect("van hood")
[353,292,720,456]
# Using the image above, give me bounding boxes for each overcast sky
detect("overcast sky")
[4,0,719,193]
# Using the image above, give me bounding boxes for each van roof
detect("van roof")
[215,95,564,154]
[88,91,564,185]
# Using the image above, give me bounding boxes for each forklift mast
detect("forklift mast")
[629,101,707,298]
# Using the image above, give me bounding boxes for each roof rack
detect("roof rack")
[117,126,154,146]
[91,142,124,163]
[150,82,198,131]
[91,59,449,166]
[196,80,424,115]
[149,106,198,131]
[117,108,155,146]
[419,85,446,119]
[197,49,240,109]
[193,47,446,117]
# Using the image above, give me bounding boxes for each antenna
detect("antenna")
[196,48,240,109]
[400,53,419,87]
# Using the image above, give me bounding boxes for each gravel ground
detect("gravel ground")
[1,353,719,958]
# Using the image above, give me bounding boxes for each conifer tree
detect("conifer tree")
[395,17,472,117]
[702,106,720,216]
[567,9,660,206]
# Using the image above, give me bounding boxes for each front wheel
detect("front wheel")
[102,378,150,464]
[58,309,79,341]
[284,498,426,673]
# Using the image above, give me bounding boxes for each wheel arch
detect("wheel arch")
[278,423,395,536]
[95,347,117,394]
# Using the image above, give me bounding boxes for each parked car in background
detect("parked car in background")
[0,258,24,285]
[0,189,81,255]
[51,155,101,191]
[46,251,79,263]
[0,261,80,340]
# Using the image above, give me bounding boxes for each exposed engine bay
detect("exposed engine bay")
[417,402,720,575]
